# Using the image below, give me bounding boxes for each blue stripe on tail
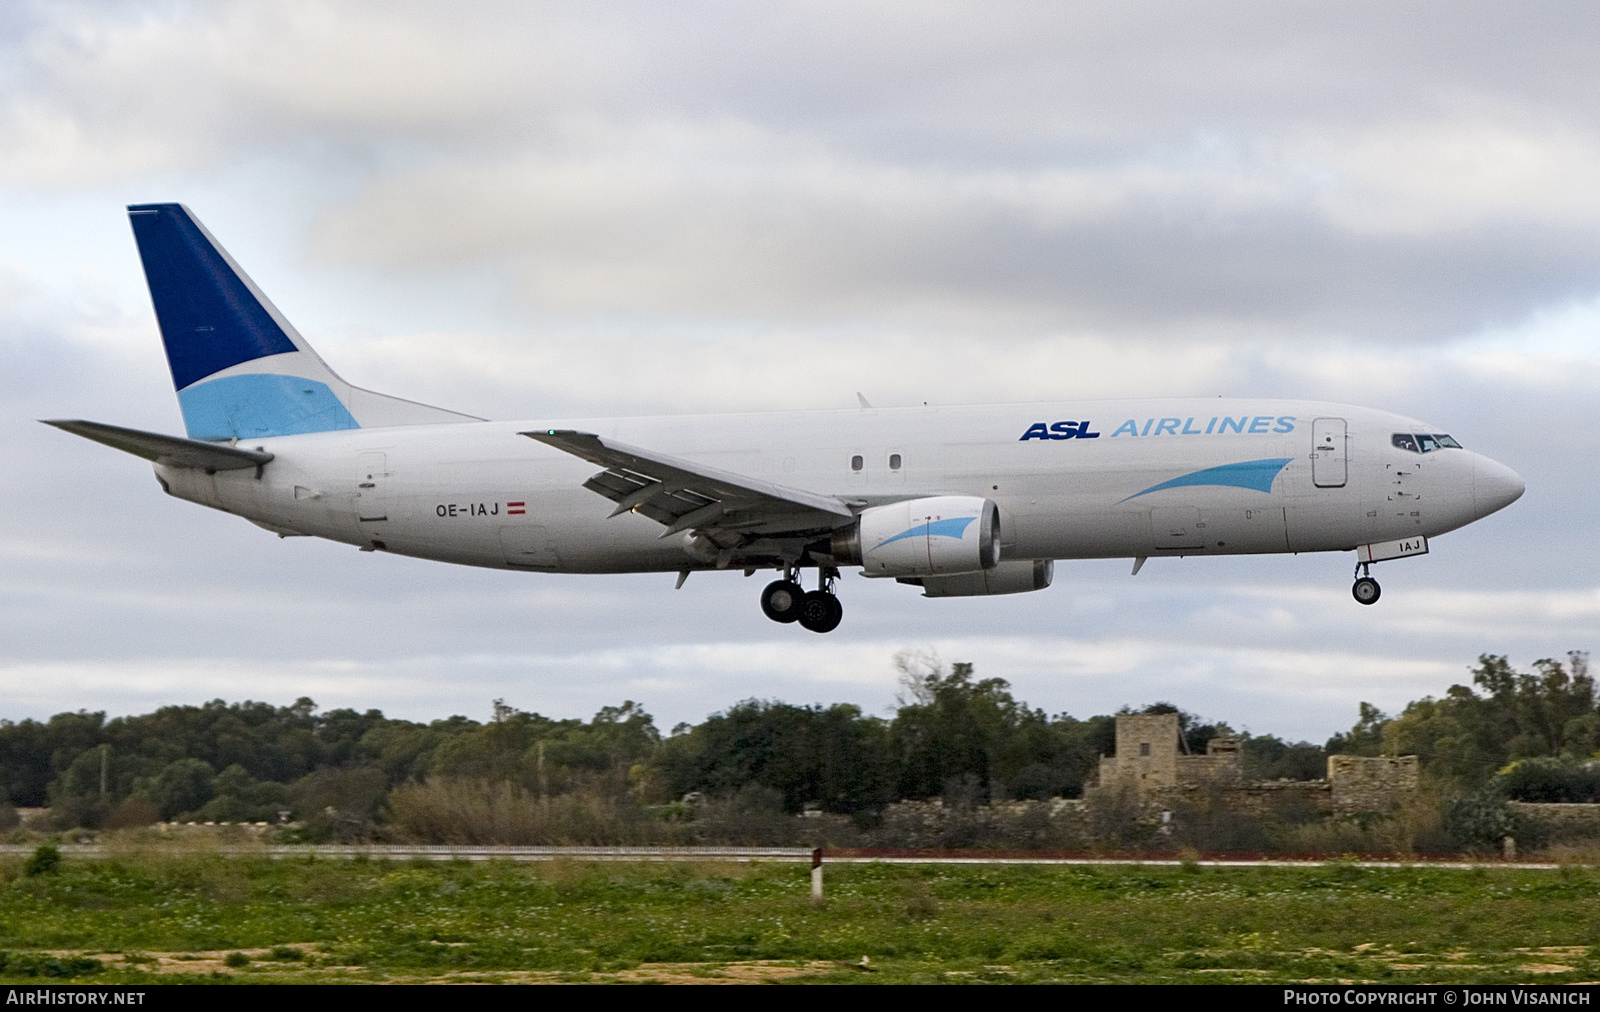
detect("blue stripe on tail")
[178,374,359,441]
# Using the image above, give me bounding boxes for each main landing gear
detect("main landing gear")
[761,566,843,633]
[1351,562,1381,606]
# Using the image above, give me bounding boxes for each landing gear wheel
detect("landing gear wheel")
[760,580,805,623]
[1352,577,1381,605]
[797,591,843,633]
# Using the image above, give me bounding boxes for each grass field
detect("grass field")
[2,848,1599,984]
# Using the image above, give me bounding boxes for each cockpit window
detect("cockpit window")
[1392,433,1462,453]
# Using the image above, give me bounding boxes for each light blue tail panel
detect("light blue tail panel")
[177,374,360,441]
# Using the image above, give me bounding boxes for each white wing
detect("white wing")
[523,429,855,538]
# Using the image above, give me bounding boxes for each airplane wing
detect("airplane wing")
[523,429,855,537]
[42,419,274,471]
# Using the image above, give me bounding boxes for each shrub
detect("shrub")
[0,952,101,978]
[1495,758,1600,803]
[23,844,59,877]
[388,778,655,845]
[1447,792,1546,852]
[289,767,389,842]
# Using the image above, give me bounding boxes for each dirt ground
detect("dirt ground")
[47,947,843,984]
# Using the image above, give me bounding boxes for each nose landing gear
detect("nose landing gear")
[761,566,843,632]
[1351,562,1381,605]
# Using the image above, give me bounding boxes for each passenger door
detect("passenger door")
[355,451,388,522]
[1311,418,1347,488]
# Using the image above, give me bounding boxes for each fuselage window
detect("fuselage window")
[850,454,863,471]
[1392,432,1463,454]
[889,453,902,470]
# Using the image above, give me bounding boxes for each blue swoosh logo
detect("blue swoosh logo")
[873,515,977,550]
[1121,457,1293,501]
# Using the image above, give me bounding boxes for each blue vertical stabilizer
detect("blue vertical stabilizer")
[126,204,477,440]
[127,203,300,392]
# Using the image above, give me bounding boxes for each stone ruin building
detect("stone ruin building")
[1088,712,1419,816]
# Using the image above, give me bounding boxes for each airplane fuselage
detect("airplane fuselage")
[152,397,1520,576]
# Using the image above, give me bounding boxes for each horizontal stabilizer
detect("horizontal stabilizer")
[42,420,272,471]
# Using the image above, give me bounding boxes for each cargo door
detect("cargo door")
[1198,506,1289,553]
[499,525,561,569]
[1149,506,1205,550]
[1311,418,1347,488]
[355,451,388,522]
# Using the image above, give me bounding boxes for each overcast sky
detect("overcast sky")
[3,1,1597,743]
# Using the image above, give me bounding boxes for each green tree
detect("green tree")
[136,758,217,820]
[195,764,291,822]
[1325,702,1389,757]
[660,700,892,813]
[1242,735,1327,781]
[1344,653,1596,791]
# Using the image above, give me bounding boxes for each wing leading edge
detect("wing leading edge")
[522,430,855,540]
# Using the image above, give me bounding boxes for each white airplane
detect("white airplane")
[46,204,1525,633]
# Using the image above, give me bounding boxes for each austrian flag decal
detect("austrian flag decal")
[507,501,526,515]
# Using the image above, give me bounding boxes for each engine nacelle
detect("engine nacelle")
[833,495,1000,577]
[898,559,1053,597]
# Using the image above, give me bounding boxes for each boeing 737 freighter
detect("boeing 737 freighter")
[46,204,1525,632]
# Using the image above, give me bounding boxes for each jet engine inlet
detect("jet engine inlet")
[836,496,1000,577]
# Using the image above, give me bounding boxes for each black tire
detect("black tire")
[798,591,843,633]
[1352,577,1381,605]
[761,580,805,623]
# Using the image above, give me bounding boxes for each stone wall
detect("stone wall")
[1090,715,1419,818]
[1509,802,1600,842]
[1144,780,1334,815]
[1327,755,1419,814]
[1176,754,1242,784]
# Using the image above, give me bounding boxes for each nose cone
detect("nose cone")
[1473,454,1525,518]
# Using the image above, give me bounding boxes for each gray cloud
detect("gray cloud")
[5,3,1600,337]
